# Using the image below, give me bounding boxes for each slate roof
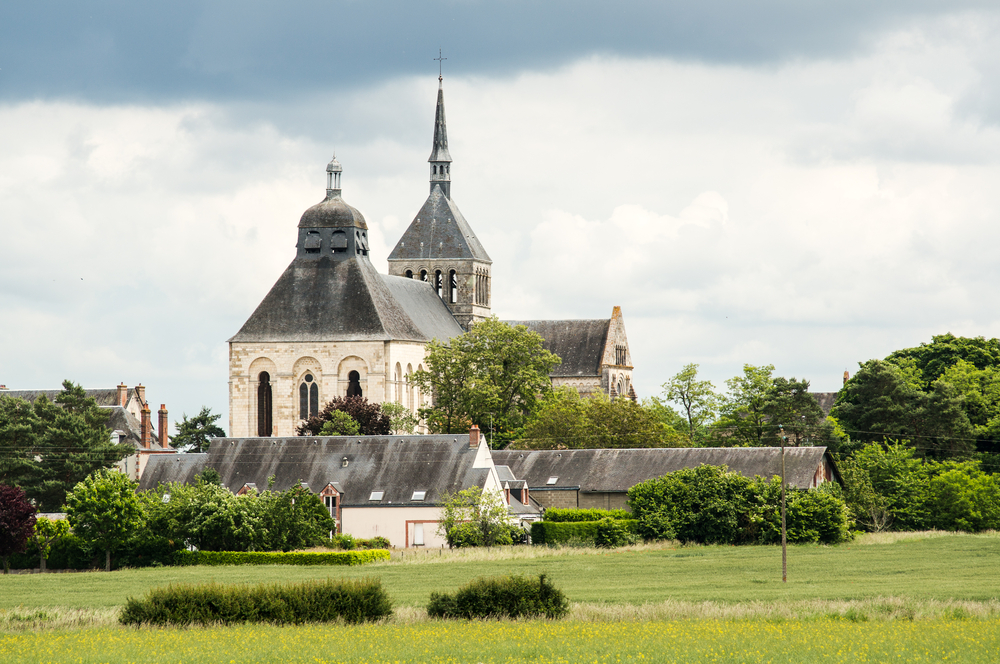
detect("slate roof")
[503,319,610,377]
[105,405,162,449]
[298,193,367,229]
[230,256,462,343]
[492,447,840,492]
[387,187,491,262]
[382,275,465,341]
[1,388,135,408]
[140,436,491,507]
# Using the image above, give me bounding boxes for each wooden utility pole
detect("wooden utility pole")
[779,423,787,583]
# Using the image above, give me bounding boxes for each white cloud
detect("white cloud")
[3,16,1000,427]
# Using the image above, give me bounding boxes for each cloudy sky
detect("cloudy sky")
[3,1,1000,433]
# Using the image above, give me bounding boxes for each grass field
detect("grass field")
[1,532,998,663]
[2,531,999,610]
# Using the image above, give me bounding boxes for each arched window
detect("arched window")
[257,372,273,437]
[406,363,413,411]
[449,270,458,304]
[405,269,413,279]
[394,362,402,403]
[347,370,362,397]
[435,270,443,299]
[299,373,319,420]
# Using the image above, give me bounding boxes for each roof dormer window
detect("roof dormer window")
[331,230,348,253]
[304,231,321,254]
[369,491,384,501]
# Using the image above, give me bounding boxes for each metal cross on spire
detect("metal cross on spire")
[434,49,447,81]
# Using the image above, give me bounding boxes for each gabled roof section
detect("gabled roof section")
[2,388,135,408]
[503,319,611,377]
[381,275,464,342]
[105,405,162,449]
[492,447,840,492]
[140,436,491,506]
[387,186,491,262]
[229,256,429,343]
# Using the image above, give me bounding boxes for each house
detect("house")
[139,426,540,547]
[0,383,175,480]
[492,446,842,511]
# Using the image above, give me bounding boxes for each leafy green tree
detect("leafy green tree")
[515,388,685,449]
[380,401,419,435]
[318,411,361,436]
[925,463,1000,532]
[0,381,132,510]
[171,407,226,453]
[413,318,561,443]
[0,484,37,574]
[661,363,718,443]
[64,469,143,571]
[833,360,974,457]
[437,486,512,547]
[887,333,1000,388]
[31,516,70,572]
[297,396,390,436]
[714,364,776,446]
[763,377,826,446]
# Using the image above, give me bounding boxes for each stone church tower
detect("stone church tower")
[387,77,492,330]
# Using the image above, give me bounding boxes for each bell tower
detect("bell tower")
[387,76,492,330]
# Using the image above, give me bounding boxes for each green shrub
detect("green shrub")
[543,508,632,522]
[358,536,392,550]
[530,520,637,546]
[594,518,638,548]
[427,574,569,620]
[173,549,389,566]
[329,534,356,550]
[119,577,392,626]
[636,507,675,541]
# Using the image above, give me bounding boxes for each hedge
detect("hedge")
[427,574,568,620]
[542,508,632,523]
[530,520,638,545]
[120,577,392,626]
[173,549,389,567]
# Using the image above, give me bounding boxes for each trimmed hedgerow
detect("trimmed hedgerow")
[427,574,569,620]
[119,577,392,626]
[543,508,632,523]
[530,520,638,546]
[173,549,389,567]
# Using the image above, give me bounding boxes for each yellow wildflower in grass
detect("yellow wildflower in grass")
[1,619,999,663]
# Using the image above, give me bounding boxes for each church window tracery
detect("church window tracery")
[257,372,273,437]
[299,373,319,420]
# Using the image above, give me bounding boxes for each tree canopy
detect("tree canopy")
[64,469,143,572]
[171,407,226,453]
[297,396,390,437]
[0,381,132,510]
[0,484,37,574]
[661,363,717,443]
[412,318,561,444]
[514,388,686,449]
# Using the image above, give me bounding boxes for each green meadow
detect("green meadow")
[1,532,999,663]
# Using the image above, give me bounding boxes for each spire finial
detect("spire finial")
[434,49,447,86]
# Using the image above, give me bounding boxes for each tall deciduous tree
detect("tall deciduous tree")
[0,484,36,574]
[515,388,685,449]
[715,364,776,446]
[65,469,143,572]
[763,377,826,446]
[661,363,718,443]
[0,381,131,511]
[437,486,512,548]
[171,407,226,453]
[32,516,70,573]
[412,318,561,443]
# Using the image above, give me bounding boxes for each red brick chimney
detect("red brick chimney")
[158,404,169,449]
[469,424,480,448]
[141,404,151,449]
[135,384,146,406]
[521,486,529,505]
[116,383,128,407]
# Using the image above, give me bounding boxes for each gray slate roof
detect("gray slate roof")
[298,193,367,229]
[1,388,136,408]
[387,187,491,262]
[140,436,490,507]
[503,319,610,377]
[105,405,162,449]
[382,275,465,342]
[492,447,839,492]
[230,256,462,343]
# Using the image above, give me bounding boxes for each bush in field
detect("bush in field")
[173,550,388,566]
[120,577,392,626]
[427,574,568,620]
[65,469,143,572]
[0,484,37,574]
[594,518,638,548]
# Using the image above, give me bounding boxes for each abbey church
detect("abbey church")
[228,78,636,438]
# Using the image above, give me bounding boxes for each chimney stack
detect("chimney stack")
[116,383,128,407]
[843,370,850,386]
[141,404,152,449]
[158,404,169,449]
[469,424,480,448]
[521,486,529,505]
[135,384,146,405]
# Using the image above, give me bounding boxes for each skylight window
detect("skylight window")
[369,491,384,501]
[546,477,558,485]
[411,491,426,501]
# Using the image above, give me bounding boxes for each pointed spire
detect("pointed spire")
[428,78,452,197]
